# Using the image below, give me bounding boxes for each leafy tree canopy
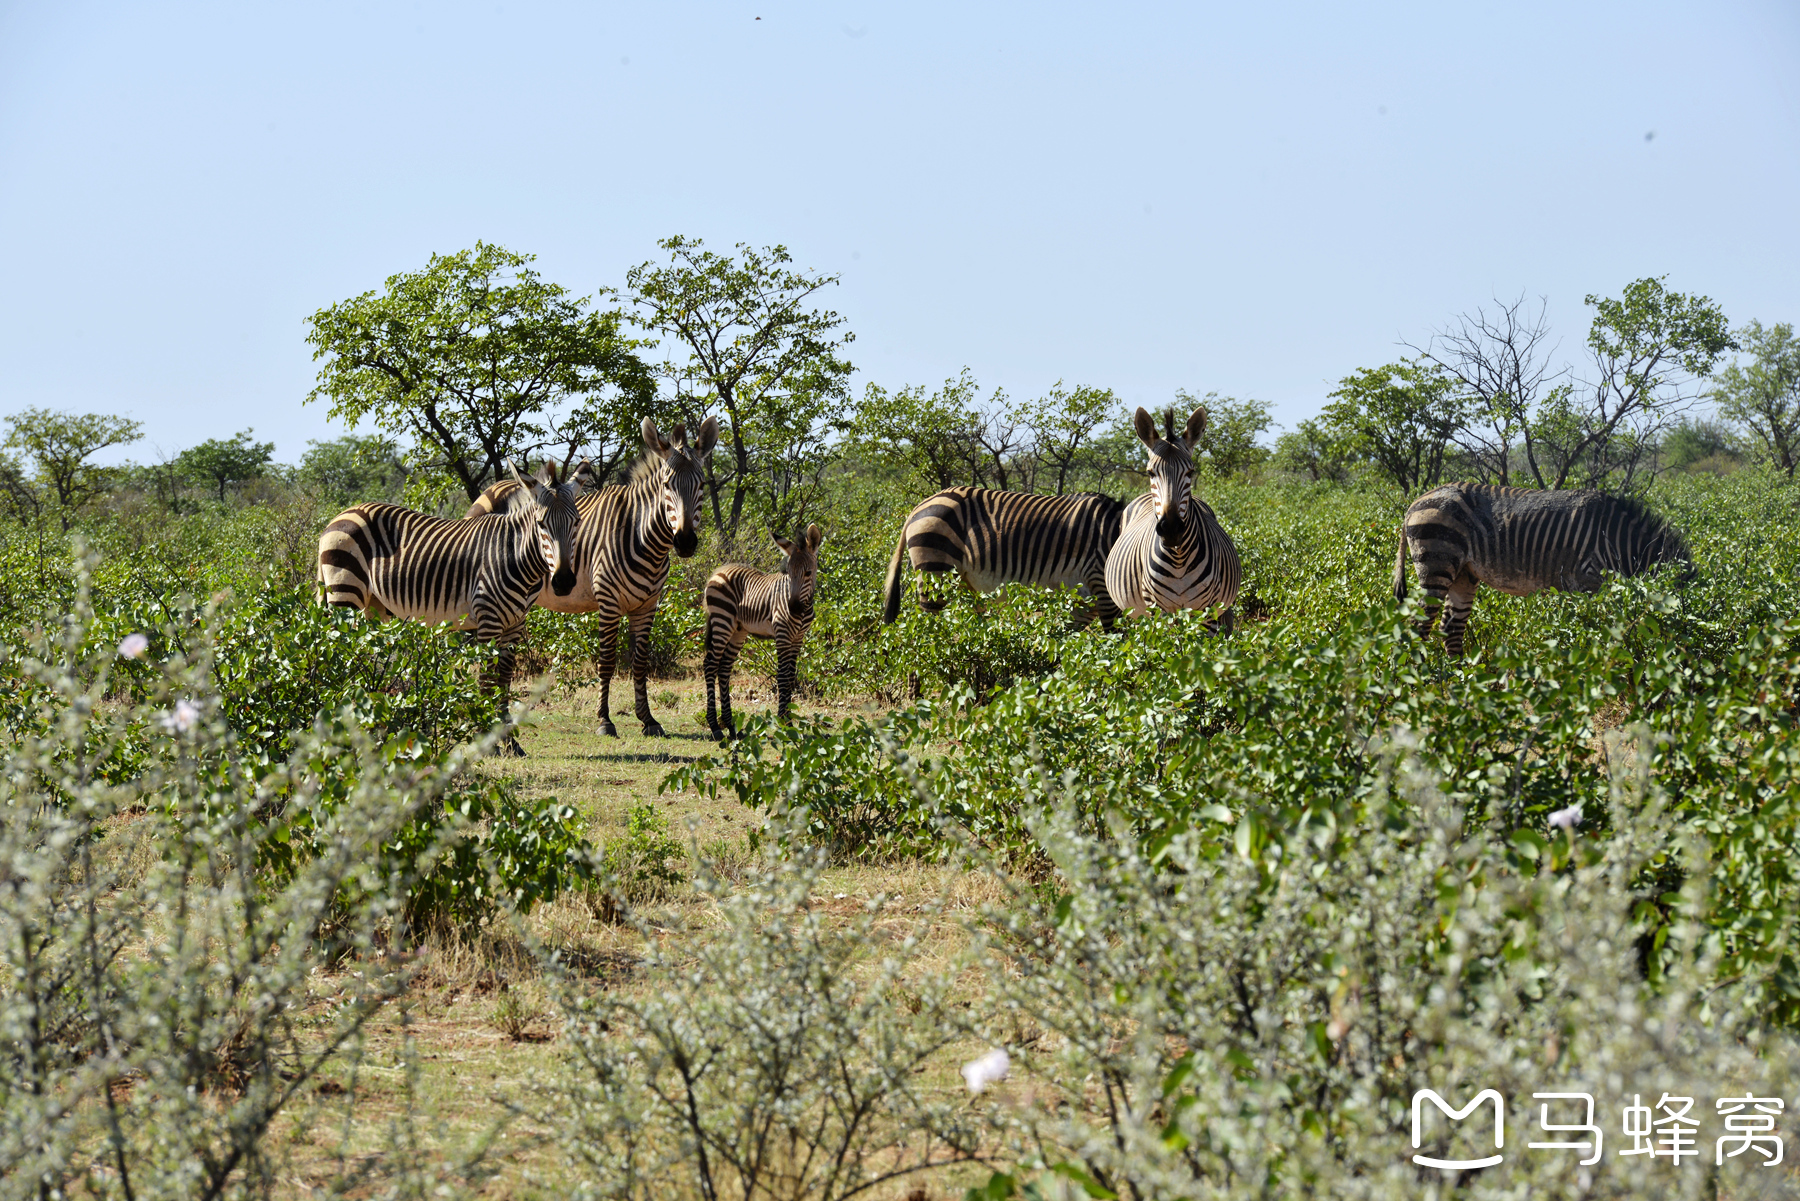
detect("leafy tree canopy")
[627,237,855,534]
[1321,360,1463,495]
[306,242,655,502]
[177,430,275,503]
[1711,319,1800,478]
[298,434,410,504]
[2,407,143,529]
[1174,390,1272,478]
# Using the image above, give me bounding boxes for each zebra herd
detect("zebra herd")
[316,405,1694,751]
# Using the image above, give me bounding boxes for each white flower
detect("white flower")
[117,633,149,659]
[1548,804,1583,830]
[161,699,201,734]
[961,1048,1010,1095]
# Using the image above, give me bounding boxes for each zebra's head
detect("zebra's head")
[1134,405,1205,538]
[774,523,825,613]
[643,416,719,558]
[508,458,588,597]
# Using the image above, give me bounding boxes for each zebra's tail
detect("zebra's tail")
[1392,528,1409,603]
[882,527,909,624]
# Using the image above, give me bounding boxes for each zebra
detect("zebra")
[1394,482,1693,655]
[316,459,589,753]
[881,487,1129,630]
[702,523,824,740]
[1104,406,1242,624]
[462,416,718,737]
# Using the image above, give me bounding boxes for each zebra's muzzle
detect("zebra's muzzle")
[551,566,577,596]
[1156,513,1185,540]
[674,528,699,558]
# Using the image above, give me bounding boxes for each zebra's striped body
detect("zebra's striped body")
[882,487,1128,629]
[317,460,586,752]
[1104,407,1241,623]
[703,524,823,739]
[463,417,718,736]
[1395,482,1692,655]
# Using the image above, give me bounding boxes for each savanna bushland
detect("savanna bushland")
[4,242,1800,1200]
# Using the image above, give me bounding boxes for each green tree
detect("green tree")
[626,237,855,534]
[177,429,276,503]
[305,242,654,502]
[1176,390,1272,478]
[1026,382,1119,495]
[1533,276,1736,491]
[1272,417,1354,483]
[1659,418,1737,472]
[1320,360,1463,494]
[856,372,987,490]
[2,407,143,530]
[298,434,411,503]
[1711,319,1800,477]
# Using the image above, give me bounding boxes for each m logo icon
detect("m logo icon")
[1411,1088,1505,1170]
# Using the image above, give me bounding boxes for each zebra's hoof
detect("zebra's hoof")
[641,721,666,738]
[598,721,618,738]
[503,738,527,758]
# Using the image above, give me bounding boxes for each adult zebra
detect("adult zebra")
[317,459,589,753]
[464,416,718,737]
[1104,406,1241,623]
[702,523,824,740]
[1394,482,1692,655]
[881,487,1129,630]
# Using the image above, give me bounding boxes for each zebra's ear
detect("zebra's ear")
[1132,407,1159,449]
[806,522,823,550]
[694,416,720,460]
[642,417,672,455]
[1182,408,1207,449]
[536,460,558,490]
[570,459,600,492]
[773,532,795,556]
[505,458,528,487]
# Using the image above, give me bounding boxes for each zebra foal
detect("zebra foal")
[1104,406,1241,623]
[703,523,824,739]
[882,487,1128,630]
[317,459,588,753]
[464,416,718,737]
[1395,482,1693,655]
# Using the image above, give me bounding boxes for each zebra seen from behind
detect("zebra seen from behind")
[703,523,824,740]
[1104,406,1242,624]
[1395,482,1693,655]
[882,487,1129,630]
[464,416,718,737]
[317,458,590,754]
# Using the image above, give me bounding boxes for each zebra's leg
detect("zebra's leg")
[717,638,744,738]
[776,639,797,722]
[479,611,528,756]
[1439,573,1480,657]
[703,617,726,740]
[628,609,663,737]
[595,609,622,738]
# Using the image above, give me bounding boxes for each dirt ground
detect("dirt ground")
[273,670,996,1199]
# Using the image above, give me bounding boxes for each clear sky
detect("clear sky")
[2,0,1796,466]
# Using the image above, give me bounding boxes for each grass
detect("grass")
[259,668,998,1199]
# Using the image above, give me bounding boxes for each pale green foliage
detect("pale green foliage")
[1711,319,1800,477]
[597,804,686,904]
[297,433,411,504]
[306,241,654,501]
[544,831,986,1199]
[960,740,1799,1199]
[0,562,503,1199]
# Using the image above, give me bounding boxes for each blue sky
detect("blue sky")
[1,0,1796,465]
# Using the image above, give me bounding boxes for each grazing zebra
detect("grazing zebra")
[1104,406,1242,623]
[317,459,588,753]
[702,523,824,739]
[1394,482,1693,655]
[463,416,718,737]
[881,487,1129,630]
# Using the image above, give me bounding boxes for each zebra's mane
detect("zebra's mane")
[1596,491,1689,558]
[626,453,669,487]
